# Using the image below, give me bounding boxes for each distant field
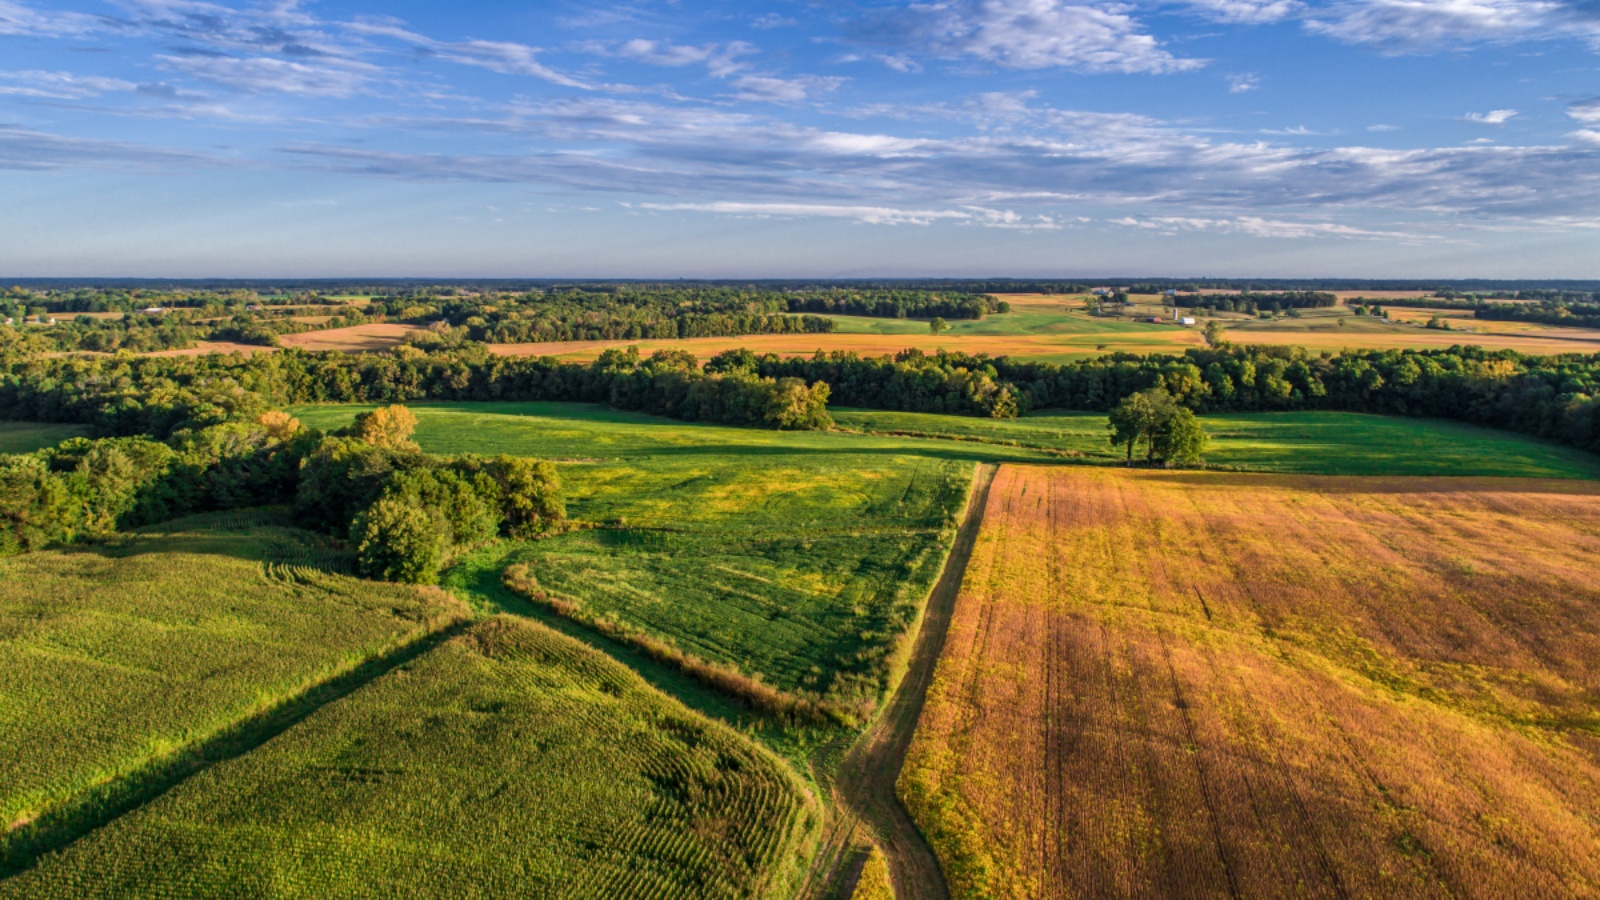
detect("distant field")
[903,467,1600,897]
[0,421,89,454]
[277,323,421,352]
[1,616,819,899]
[832,409,1600,480]
[291,402,988,713]
[0,513,466,839]
[478,294,1600,362]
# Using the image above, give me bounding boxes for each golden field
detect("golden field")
[900,466,1600,898]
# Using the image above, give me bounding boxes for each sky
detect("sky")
[1,0,1599,278]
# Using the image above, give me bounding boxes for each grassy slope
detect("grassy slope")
[0,511,466,832]
[0,422,89,455]
[292,402,987,711]
[1,617,821,899]
[903,467,1600,897]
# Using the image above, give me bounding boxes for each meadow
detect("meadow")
[0,511,467,857]
[0,421,89,455]
[292,402,986,720]
[832,408,1600,479]
[1,616,820,899]
[901,466,1600,898]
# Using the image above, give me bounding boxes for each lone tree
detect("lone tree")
[1107,388,1208,467]
[929,317,950,335]
[352,404,419,451]
[1202,319,1229,348]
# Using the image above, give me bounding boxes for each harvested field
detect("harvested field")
[901,467,1600,898]
[277,323,421,352]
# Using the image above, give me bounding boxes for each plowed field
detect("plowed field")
[901,467,1600,898]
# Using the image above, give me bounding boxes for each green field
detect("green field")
[292,402,978,713]
[1,616,820,899]
[832,409,1600,479]
[0,511,466,841]
[0,422,90,455]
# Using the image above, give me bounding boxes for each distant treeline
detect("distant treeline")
[1477,302,1600,330]
[1173,292,1337,314]
[735,345,1600,454]
[0,345,831,439]
[781,290,1006,320]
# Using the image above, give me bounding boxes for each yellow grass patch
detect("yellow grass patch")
[276,323,422,352]
[902,466,1600,898]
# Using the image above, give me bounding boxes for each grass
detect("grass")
[0,616,821,899]
[291,401,984,719]
[832,408,1600,479]
[0,422,89,455]
[902,467,1600,898]
[0,510,467,841]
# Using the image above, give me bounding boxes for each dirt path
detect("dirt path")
[830,463,998,900]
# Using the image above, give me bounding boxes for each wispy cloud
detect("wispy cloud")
[1111,214,1426,240]
[1306,0,1600,52]
[0,0,100,37]
[1227,72,1261,92]
[1181,0,1302,24]
[0,70,136,99]
[0,123,228,170]
[848,0,1206,74]
[1463,108,1518,124]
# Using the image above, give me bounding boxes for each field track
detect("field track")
[830,463,998,900]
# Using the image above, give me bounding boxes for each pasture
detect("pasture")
[0,512,467,848]
[832,409,1600,479]
[0,421,89,455]
[291,402,986,717]
[901,466,1600,898]
[1,616,820,898]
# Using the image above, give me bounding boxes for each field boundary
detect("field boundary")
[0,618,471,880]
[823,462,998,900]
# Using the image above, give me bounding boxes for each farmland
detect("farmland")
[0,512,467,854]
[901,466,1600,897]
[293,401,980,719]
[0,421,88,455]
[1,616,820,898]
[473,294,1600,362]
[833,409,1600,479]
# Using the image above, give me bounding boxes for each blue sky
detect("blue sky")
[2,0,1598,277]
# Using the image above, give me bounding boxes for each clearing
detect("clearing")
[902,466,1600,898]
[0,422,89,455]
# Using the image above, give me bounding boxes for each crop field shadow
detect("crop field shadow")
[0,621,470,881]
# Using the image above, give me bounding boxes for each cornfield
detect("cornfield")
[2,616,821,898]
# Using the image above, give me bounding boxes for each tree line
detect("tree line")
[0,344,832,440]
[1174,292,1338,314]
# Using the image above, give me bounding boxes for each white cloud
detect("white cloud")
[1571,129,1600,145]
[751,13,798,29]
[1112,214,1425,240]
[159,53,377,97]
[1181,0,1302,24]
[1305,0,1597,52]
[0,0,100,36]
[1569,98,1600,124]
[731,74,845,104]
[1463,108,1518,124]
[0,70,137,99]
[1227,73,1261,92]
[1367,123,1400,132]
[640,201,975,225]
[583,39,758,77]
[851,0,1205,74]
